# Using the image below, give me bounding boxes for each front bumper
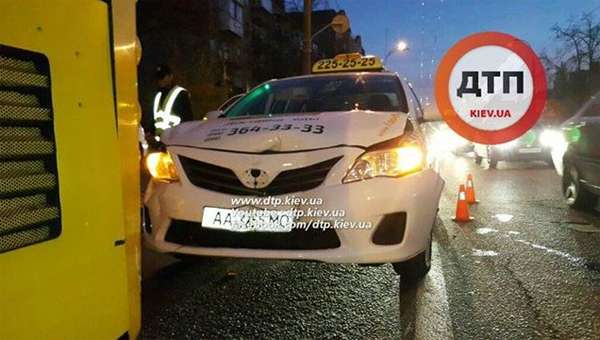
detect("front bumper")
[490,146,552,162]
[143,169,444,264]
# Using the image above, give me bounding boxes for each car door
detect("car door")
[566,97,600,194]
[579,105,600,192]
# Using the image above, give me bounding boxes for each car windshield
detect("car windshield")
[218,94,243,111]
[225,73,408,117]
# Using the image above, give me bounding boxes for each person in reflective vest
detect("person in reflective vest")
[150,64,193,138]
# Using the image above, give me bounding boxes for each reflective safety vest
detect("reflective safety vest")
[153,85,185,135]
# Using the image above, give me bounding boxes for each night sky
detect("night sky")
[335,0,600,104]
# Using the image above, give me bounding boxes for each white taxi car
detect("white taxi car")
[144,54,444,283]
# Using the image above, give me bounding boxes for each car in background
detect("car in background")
[557,96,600,209]
[473,123,557,169]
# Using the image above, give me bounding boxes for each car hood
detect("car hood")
[162,111,409,153]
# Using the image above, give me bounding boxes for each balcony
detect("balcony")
[218,0,245,37]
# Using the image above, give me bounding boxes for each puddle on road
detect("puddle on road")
[472,249,499,257]
[475,227,498,235]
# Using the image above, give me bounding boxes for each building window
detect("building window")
[229,0,243,23]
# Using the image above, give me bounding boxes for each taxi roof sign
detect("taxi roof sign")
[312,54,384,73]
[334,53,362,61]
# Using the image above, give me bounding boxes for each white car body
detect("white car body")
[144,72,444,265]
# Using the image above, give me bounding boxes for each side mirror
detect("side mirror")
[205,110,223,120]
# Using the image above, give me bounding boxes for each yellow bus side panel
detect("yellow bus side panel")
[112,0,142,337]
[0,1,130,339]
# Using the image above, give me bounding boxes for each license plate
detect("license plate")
[201,207,294,233]
[518,147,541,154]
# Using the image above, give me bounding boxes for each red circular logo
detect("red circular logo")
[435,32,547,144]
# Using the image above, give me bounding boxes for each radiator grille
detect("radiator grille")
[0,44,60,254]
[179,156,342,196]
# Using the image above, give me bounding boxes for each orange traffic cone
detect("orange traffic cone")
[465,174,479,204]
[453,184,474,222]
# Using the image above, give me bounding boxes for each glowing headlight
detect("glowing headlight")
[146,152,179,182]
[343,144,424,183]
[540,129,564,147]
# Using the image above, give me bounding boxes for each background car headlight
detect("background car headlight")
[343,144,424,183]
[540,129,564,148]
[146,152,179,182]
[429,127,468,155]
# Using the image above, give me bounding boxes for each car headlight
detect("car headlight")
[343,143,424,183]
[540,129,564,148]
[145,152,179,182]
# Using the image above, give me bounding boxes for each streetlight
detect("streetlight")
[396,41,408,52]
[384,40,409,63]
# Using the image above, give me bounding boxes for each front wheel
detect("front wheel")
[563,164,595,210]
[393,234,432,286]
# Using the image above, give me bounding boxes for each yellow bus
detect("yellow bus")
[0,1,141,338]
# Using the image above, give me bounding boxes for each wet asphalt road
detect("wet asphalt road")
[141,154,600,339]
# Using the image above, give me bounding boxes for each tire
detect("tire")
[475,155,483,165]
[393,234,432,286]
[562,164,595,210]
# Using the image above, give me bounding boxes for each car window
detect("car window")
[225,74,408,117]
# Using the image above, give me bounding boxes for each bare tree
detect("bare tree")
[551,12,600,73]
[577,12,600,73]
[552,21,583,71]
[545,11,600,119]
